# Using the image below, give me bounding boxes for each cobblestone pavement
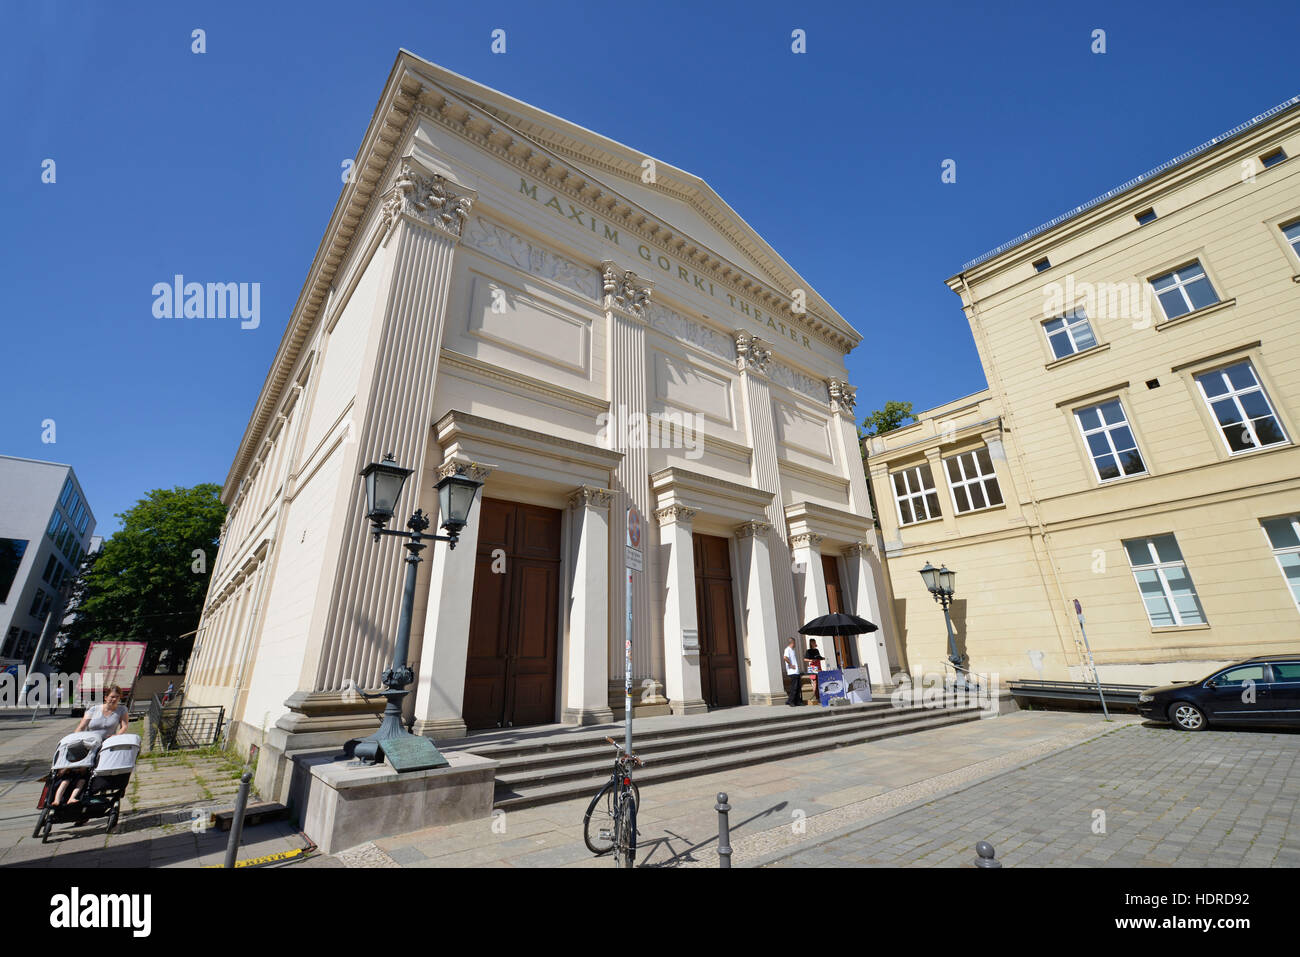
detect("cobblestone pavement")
[345,711,1124,868]
[0,713,312,868]
[767,723,1300,868]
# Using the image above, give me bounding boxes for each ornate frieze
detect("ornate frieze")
[461,215,599,299]
[380,160,474,239]
[827,378,858,414]
[600,261,653,318]
[645,302,732,360]
[768,361,827,402]
[568,485,614,510]
[734,520,772,539]
[654,504,697,526]
[735,331,772,374]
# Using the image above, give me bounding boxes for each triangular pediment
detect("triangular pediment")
[400,52,858,345]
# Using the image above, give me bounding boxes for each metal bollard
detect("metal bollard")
[973,840,1001,868]
[223,771,253,869]
[716,792,732,869]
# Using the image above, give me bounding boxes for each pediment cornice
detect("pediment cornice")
[224,51,859,500]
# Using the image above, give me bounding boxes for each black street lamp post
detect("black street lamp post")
[346,453,483,768]
[918,561,974,691]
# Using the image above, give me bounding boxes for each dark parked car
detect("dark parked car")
[1138,655,1300,731]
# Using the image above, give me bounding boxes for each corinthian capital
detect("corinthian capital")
[436,459,493,484]
[568,485,613,510]
[734,520,772,540]
[600,261,653,318]
[827,378,858,415]
[381,159,476,239]
[654,504,697,527]
[735,331,772,374]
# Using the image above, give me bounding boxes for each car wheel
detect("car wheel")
[1169,701,1207,731]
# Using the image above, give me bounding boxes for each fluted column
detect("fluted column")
[655,505,707,715]
[411,460,493,739]
[735,332,801,664]
[564,485,615,725]
[735,520,785,703]
[842,541,895,685]
[603,262,656,688]
[790,532,834,668]
[310,159,477,702]
[827,378,871,516]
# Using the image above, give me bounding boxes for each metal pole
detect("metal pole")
[223,771,252,869]
[1074,604,1109,720]
[716,793,732,869]
[624,571,633,757]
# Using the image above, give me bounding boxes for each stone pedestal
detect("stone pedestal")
[299,750,499,855]
[254,690,384,804]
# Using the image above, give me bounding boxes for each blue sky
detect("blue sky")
[2,0,1297,534]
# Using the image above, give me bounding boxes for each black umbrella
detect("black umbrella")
[798,612,878,637]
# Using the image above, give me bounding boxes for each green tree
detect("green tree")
[859,400,917,438]
[858,401,917,530]
[57,484,226,675]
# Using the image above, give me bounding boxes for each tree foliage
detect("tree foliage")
[859,400,917,438]
[55,484,225,675]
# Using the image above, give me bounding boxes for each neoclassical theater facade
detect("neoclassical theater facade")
[185,52,898,795]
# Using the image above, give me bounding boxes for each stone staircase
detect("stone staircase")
[475,699,985,810]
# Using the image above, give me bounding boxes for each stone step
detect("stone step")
[489,702,957,784]
[491,707,983,810]
[472,700,899,762]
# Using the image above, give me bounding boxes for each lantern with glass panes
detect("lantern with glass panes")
[345,453,484,768]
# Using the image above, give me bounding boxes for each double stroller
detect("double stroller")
[34,731,141,842]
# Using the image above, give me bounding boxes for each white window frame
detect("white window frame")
[1261,515,1300,613]
[1193,361,1289,455]
[1042,307,1098,359]
[1123,535,1207,627]
[943,448,1003,514]
[891,464,941,526]
[1149,260,1219,320]
[1074,399,1147,483]
[1282,219,1300,261]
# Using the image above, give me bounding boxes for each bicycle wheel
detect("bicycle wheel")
[582,782,616,856]
[617,795,637,868]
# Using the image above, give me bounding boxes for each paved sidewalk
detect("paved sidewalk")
[337,711,1122,868]
[0,714,312,868]
[767,722,1300,868]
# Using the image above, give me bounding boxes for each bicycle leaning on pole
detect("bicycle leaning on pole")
[582,735,644,867]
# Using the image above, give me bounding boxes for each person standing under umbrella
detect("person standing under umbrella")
[803,639,826,675]
[783,638,803,706]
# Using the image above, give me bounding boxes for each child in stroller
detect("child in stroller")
[36,732,142,842]
[49,731,103,806]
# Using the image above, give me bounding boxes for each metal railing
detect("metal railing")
[943,660,991,695]
[147,692,225,751]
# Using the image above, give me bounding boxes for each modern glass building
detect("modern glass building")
[0,456,97,671]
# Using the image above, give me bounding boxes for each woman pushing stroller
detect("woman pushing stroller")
[51,685,128,806]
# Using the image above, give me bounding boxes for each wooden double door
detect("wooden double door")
[693,533,742,709]
[822,554,856,668]
[463,499,562,730]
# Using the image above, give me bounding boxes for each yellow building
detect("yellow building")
[869,96,1300,686]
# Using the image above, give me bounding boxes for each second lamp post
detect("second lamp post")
[918,561,976,692]
[347,453,483,768]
